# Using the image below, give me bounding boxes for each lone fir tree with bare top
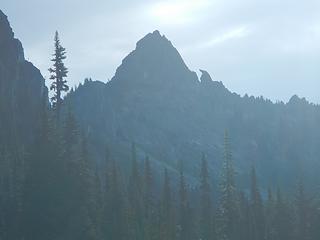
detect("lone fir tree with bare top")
[49,31,69,115]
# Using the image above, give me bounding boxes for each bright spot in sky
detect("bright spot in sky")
[149,0,211,25]
[201,26,251,48]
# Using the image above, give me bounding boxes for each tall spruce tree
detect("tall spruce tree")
[265,188,276,240]
[78,137,100,240]
[102,147,111,238]
[310,199,320,240]
[273,188,294,240]
[249,166,265,240]
[62,107,79,174]
[160,169,176,240]
[238,191,250,240]
[178,164,193,240]
[127,142,143,239]
[143,156,153,217]
[23,96,66,240]
[294,178,310,240]
[108,159,127,240]
[218,130,239,240]
[48,31,69,116]
[199,153,215,240]
[143,156,155,240]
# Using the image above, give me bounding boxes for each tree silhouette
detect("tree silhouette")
[48,31,69,116]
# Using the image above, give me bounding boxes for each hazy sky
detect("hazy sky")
[2,0,320,103]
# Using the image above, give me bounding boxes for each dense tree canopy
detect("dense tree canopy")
[1,109,319,240]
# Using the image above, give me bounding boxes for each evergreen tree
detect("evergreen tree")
[48,31,69,115]
[294,178,311,240]
[143,156,155,240]
[61,108,80,212]
[77,137,99,240]
[143,156,153,217]
[238,191,250,240]
[249,166,265,240]
[93,169,103,239]
[309,199,320,240]
[178,164,193,240]
[102,147,111,238]
[105,159,127,240]
[62,107,78,159]
[199,153,215,240]
[218,130,239,240]
[265,188,276,240]
[103,145,111,202]
[22,98,66,240]
[160,168,176,240]
[273,188,294,240]
[127,142,143,239]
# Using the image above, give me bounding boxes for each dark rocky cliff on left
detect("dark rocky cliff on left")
[0,10,47,149]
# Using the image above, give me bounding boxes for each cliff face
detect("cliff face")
[0,10,47,148]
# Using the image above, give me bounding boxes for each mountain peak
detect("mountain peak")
[136,30,169,49]
[111,30,198,86]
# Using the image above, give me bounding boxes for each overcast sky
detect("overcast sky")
[2,0,320,103]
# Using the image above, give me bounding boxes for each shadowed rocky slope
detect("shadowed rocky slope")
[0,10,47,149]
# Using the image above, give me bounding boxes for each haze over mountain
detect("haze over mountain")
[1,7,319,188]
[2,0,320,103]
[66,30,320,188]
